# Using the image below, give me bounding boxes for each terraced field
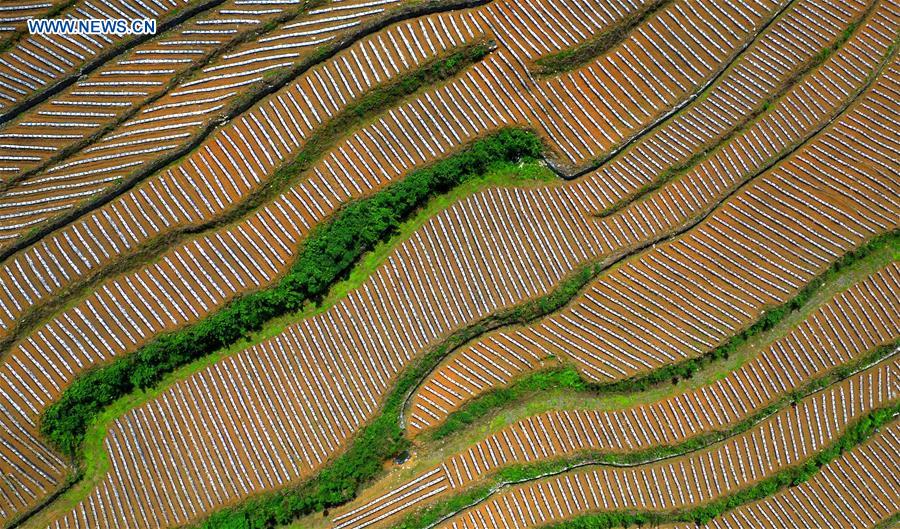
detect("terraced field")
[0,0,894,528]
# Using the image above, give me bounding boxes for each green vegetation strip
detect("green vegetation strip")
[395,404,900,529]
[40,128,543,458]
[875,513,900,529]
[2,41,491,361]
[533,0,669,76]
[188,232,897,529]
[428,231,899,440]
[188,252,608,528]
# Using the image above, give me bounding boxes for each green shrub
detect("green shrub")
[40,129,543,458]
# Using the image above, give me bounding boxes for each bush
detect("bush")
[40,129,543,458]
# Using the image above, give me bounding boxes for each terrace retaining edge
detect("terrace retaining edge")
[0,0,229,126]
[0,0,493,268]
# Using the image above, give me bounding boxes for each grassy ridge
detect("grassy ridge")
[427,232,899,440]
[396,405,899,529]
[40,129,544,458]
[532,0,669,76]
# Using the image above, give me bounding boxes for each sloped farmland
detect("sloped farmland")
[0,0,893,528]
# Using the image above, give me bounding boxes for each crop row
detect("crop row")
[0,0,780,329]
[407,55,899,432]
[333,264,899,529]
[432,364,897,529]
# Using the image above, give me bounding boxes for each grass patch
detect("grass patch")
[430,367,585,439]
[394,404,899,529]
[532,0,669,76]
[428,231,899,440]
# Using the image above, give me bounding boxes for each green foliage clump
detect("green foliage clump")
[40,128,543,458]
[533,0,668,76]
[432,367,587,439]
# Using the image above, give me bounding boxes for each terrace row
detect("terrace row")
[335,264,899,529]
[0,0,401,178]
[37,71,900,528]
